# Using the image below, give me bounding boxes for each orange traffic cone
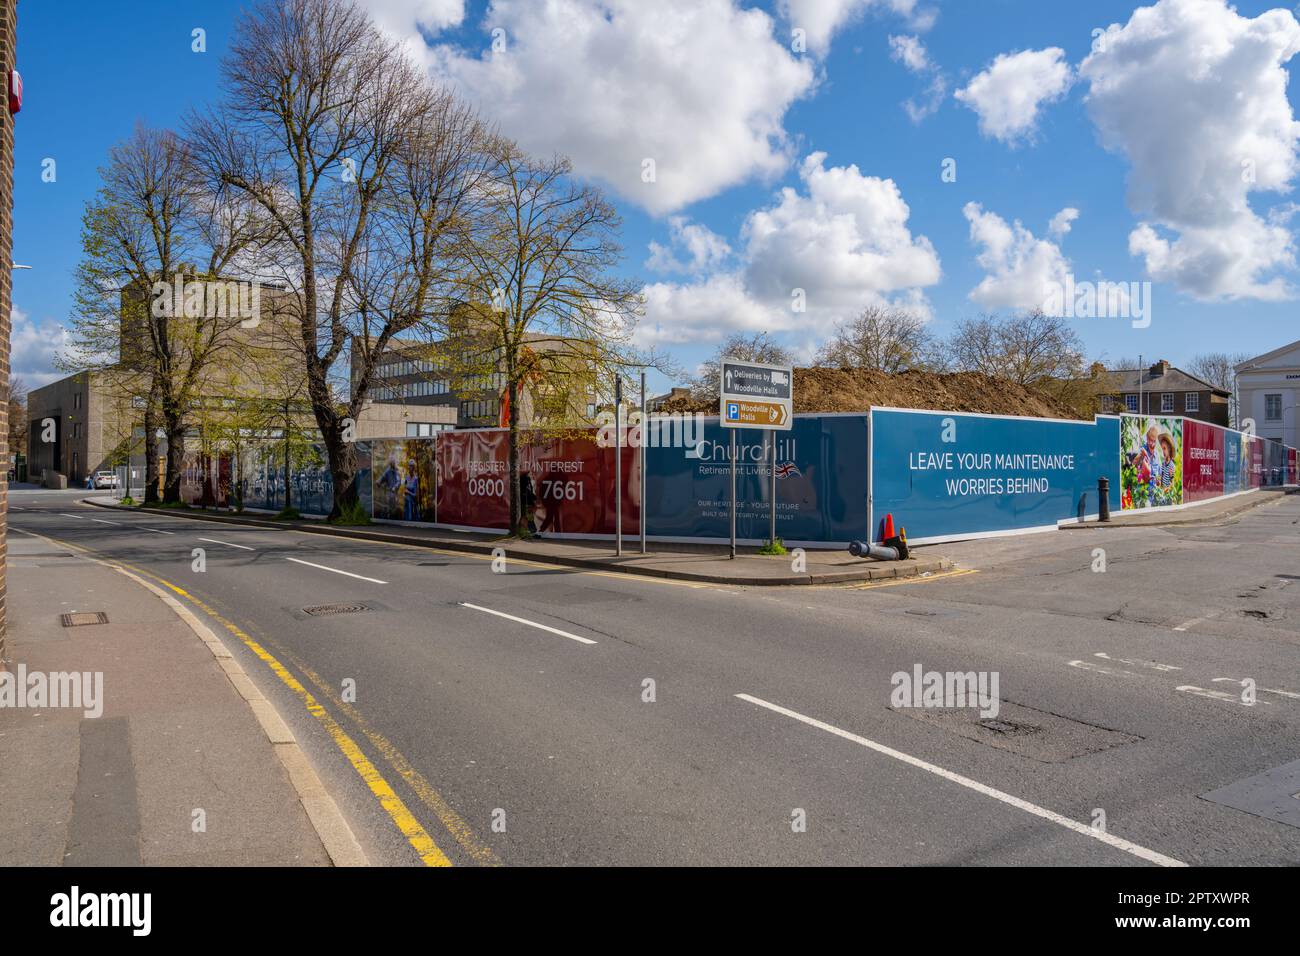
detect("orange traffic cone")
[881,513,895,541]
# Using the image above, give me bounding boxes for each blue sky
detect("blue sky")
[13,0,1300,394]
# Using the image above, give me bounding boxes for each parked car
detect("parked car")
[92,471,119,489]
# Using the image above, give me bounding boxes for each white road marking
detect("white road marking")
[1067,659,1143,679]
[286,556,387,584]
[459,603,597,645]
[735,693,1186,868]
[1211,678,1299,700]
[1094,652,1181,672]
[89,518,121,526]
[58,513,84,519]
[143,528,175,535]
[1176,685,1265,706]
[199,537,255,551]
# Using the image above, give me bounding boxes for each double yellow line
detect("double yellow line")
[29,528,496,868]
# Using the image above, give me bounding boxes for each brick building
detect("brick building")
[1100,360,1231,426]
[0,0,15,661]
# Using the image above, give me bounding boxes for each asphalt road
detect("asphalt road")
[9,487,1300,866]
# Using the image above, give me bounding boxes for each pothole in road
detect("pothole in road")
[891,699,1142,763]
[1242,609,1270,620]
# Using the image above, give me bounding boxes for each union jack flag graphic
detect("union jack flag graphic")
[774,461,802,480]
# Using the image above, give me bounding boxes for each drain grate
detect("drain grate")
[302,602,368,617]
[60,611,109,627]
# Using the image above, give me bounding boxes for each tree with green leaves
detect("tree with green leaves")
[66,124,264,503]
[454,144,654,535]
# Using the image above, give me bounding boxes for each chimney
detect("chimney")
[1149,359,1170,377]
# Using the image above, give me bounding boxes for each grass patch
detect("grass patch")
[757,538,788,556]
[156,501,191,510]
[273,507,302,521]
[119,496,136,507]
[329,500,371,526]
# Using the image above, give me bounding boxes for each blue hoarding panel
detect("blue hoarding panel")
[645,415,868,544]
[870,409,1117,543]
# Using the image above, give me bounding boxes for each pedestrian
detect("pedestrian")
[519,473,537,535]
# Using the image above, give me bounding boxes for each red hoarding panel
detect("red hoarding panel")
[1182,420,1225,501]
[1249,437,1264,488]
[436,430,511,528]
[435,429,639,534]
[1289,448,1298,485]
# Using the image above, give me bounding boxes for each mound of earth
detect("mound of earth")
[658,367,1084,420]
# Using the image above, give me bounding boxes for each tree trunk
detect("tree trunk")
[323,423,358,521]
[142,388,160,504]
[163,410,185,504]
[507,377,520,535]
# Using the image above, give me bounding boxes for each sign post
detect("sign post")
[719,359,794,555]
[639,371,647,555]
[615,376,623,557]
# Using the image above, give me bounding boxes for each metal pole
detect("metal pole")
[615,376,623,557]
[729,429,737,559]
[1138,353,1143,417]
[769,431,777,546]
[639,371,646,554]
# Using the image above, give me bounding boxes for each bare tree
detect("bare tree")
[66,124,263,503]
[1188,352,1250,392]
[190,0,492,519]
[6,375,26,459]
[455,144,650,535]
[816,305,933,372]
[944,310,1086,387]
[692,332,794,401]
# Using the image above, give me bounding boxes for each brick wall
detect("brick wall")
[0,0,14,664]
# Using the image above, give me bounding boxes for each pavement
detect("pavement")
[81,497,951,586]
[1063,487,1296,529]
[6,485,1299,867]
[0,519,360,867]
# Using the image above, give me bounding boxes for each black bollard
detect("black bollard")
[1098,476,1111,522]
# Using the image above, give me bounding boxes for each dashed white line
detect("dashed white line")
[1094,652,1181,672]
[1067,659,1143,679]
[142,528,175,535]
[459,603,597,645]
[1176,685,1264,706]
[89,518,122,526]
[286,556,387,584]
[58,513,84,519]
[199,537,255,551]
[735,693,1186,868]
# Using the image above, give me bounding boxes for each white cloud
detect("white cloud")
[1048,207,1079,238]
[639,274,784,346]
[888,33,930,72]
[955,47,1073,145]
[640,153,941,344]
[1081,0,1300,300]
[889,34,946,122]
[11,306,70,388]
[646,217,732,274]
[963,202,1072,311]
[368,0,466,64]
[429,1,815,216]
[780,0,928,55]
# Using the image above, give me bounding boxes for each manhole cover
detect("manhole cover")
[302,603,368,617]
[60,612,109,627]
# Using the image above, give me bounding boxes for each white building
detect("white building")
[1236,339,1300,449]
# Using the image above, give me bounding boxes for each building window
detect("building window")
[1185,392,1199,412]
[1125,394,1138,413]
[74,392,82,410]
[73,422,82,439]
[1160,393,1174,413]
[1265,394,1283,421]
